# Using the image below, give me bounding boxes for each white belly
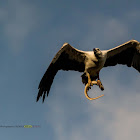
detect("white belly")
[88,60,104,76]
[85,51,107,77]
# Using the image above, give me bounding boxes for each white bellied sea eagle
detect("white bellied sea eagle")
[37,40,140,102]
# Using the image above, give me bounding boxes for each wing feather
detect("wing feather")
[37,43,86,102]
[132,46,140,72]
[104,40,140,72]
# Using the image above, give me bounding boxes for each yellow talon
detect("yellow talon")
[84,80,104,100]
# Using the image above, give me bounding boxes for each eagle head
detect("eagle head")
[93,48,102,58]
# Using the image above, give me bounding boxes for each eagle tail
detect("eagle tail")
[36,63,58,102]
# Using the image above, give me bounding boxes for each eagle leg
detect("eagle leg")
[87,72,93,87]
[96,72,104,91]
[83,72,104,100]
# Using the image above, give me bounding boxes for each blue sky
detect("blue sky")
[0,0,140,139]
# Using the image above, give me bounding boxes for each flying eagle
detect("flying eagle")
[37,40,140,102]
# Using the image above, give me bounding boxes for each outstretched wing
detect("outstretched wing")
[104,40,140,72]
[37,43,86,102]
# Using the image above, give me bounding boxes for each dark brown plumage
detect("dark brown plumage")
[37,43,86,102]
[104,40,140,72]
[37,40,140,102]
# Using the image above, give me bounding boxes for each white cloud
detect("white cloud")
[46,81,140,140]
[81,15,130,50]
[0,8,7,21]
[107,109,140,140]
[43,13,140,140]
[125,10,140,21]
[1,0,38,54]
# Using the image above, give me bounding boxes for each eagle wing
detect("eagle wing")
[104,40,140,72]
[37,43,86,102]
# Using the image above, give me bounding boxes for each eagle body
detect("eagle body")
[37,40,140,102]
[84,51,107,77]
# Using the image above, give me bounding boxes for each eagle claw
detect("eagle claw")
[84,80,104,100]
[97,80,104,91]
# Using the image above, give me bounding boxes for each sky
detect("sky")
[0,0,140,139]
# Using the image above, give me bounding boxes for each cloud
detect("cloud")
[0,8,7,21]
[46,75,140,140]
[43,13,140,140]
[106,109,140,140]
[1,0,39,54]
[80,15,130,50]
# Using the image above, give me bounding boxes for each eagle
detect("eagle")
[37,40,140,102]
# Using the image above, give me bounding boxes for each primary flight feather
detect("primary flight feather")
[37,40,140,102]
